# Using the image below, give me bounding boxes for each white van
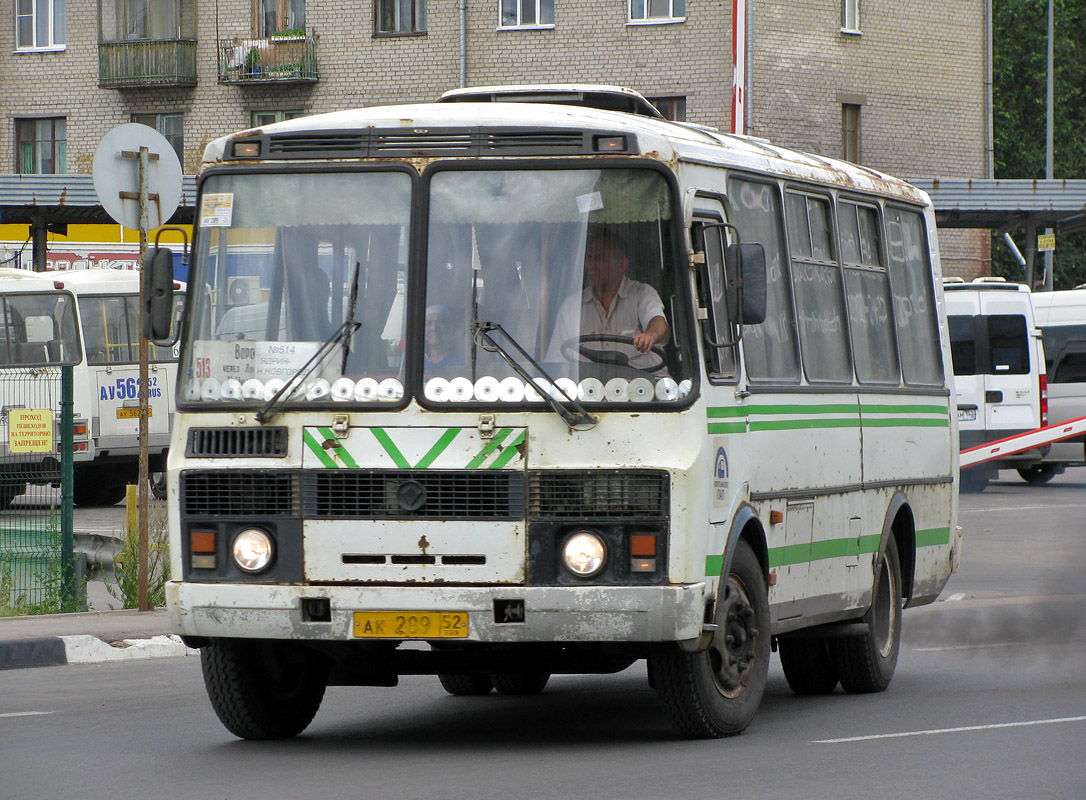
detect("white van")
[944,278,1047,491]
[1031,288,1086,479]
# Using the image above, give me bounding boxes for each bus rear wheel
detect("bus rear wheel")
[650,539,770,739]
[829,537,902,694]
[490,672,550,695]
[1017,465,1058,484]
[778,636,839,695]
[0,479,24,511]
[201,638,328,740]
[438,673,494,696]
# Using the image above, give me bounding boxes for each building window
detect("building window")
[257,0,305,36]
[842,104,860,162]
[252,110,304,127]
[649,96,686,121]
[629,0,684,24]
[841,0,859,32]
[499,0,553,28]
[132,113,183,166]
[376,0,426,34]
[16,0,65,49]
[16,118,66,174]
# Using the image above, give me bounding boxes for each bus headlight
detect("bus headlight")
[232,529,274,574]
[562,530,607,578]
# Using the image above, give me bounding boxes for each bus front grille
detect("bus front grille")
[303,471,524,520]
[528,470,669,519]
[181,470,298,516]
[186,427,288,458]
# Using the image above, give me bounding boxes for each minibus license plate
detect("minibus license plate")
[957,408,977,422]
[353,611,469,639]
[116,408,150,419]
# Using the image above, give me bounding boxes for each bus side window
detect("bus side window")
[693,221,737,379]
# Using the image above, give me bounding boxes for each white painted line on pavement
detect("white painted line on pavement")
[813,716,1086,744]
[959,503,1083,514]
[0,711,55,719]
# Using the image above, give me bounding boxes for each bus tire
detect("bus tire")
[829,537,902,694]
[1017,465,1058,484]
[777,637,839,695]
[490,672,550,695]
[438,673,494,696]
[72,474,126,507]
[201,638,328,740]
[959,468,989,494]
[650,539,770,739]
[150,471,167,499]
[0,479,24,510]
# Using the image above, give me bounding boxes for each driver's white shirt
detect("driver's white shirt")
[545,275,666,370]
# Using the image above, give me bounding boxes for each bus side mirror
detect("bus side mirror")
[142,247,176,343]
[725,242,767,325]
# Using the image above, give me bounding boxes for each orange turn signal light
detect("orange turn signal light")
[191,531,217,554]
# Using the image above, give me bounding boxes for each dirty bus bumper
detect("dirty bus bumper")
[166,581,707,645]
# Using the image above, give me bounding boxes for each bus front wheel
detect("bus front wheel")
[490,672,550,695]
[201,638,328,740]
[829,537,902,694]
[650,539,770,739]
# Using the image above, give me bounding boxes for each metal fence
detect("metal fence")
[0,366,78,614]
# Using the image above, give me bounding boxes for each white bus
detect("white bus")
[0,268,183,507]
[146,85,960,741]
[1032,288,1086,477]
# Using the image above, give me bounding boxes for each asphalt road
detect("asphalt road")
[2,471,1084,799]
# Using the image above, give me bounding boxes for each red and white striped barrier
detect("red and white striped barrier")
[960,416,1086,469]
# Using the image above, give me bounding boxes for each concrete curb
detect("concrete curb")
[0,634,198,670]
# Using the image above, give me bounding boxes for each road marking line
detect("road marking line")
[0,711,54,719]
[959,504,1083,514]
[912,642,1030,652]
[813,716,1086,744]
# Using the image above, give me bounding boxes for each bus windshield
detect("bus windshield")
[182,165,691,407]
[0,291,80,367]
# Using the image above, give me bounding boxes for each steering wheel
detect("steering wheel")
[560,333,666,374]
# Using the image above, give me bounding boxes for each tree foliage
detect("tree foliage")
[992,0,1086,288]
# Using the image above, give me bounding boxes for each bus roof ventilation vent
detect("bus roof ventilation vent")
[239,127,634,159]
[186,427,288,458]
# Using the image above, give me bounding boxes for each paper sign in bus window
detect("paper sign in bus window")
[201,193,235,227]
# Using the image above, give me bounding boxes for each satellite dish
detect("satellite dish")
[93,123,183,231]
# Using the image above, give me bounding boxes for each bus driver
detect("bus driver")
[545,230,670,373]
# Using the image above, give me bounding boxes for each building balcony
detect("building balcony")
[98,39,198,89]
[218,35,319,85]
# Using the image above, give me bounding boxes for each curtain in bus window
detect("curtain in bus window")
[886,208,942,386]
[728,177,798,381]
[840,202,899,384]
[786,193,851,382]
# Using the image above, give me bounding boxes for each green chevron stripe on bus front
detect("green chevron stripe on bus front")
[916,527,951,547]
[465,427,514,469]
[488,430,526,469]
[370,427,411,469]
[317,427,359,467]
[303,429,339,469]
[414,427,461,469]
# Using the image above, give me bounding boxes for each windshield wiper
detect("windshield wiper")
[473,321,597,430]
[256,263,361,424]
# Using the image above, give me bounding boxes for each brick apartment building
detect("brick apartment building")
[1,0,989,274]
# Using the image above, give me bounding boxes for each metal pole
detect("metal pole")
[60,365,75,609]
[137,147,151,611]
[1044,0,1054,291]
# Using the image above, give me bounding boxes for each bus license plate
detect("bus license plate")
[957,408,977,422]
[353,611,469,639]
[116,408,150,419]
